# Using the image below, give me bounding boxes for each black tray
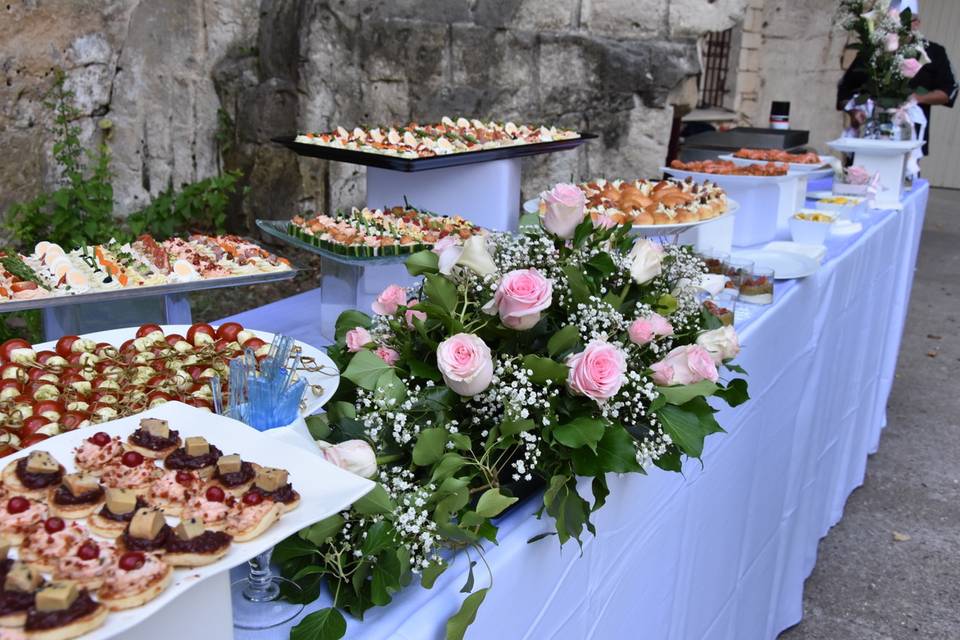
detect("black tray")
[272,132,597,173]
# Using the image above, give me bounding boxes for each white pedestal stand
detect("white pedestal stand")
[827,138,923,210]
[366,158,522,232]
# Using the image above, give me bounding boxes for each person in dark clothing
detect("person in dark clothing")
[836,6,957,155]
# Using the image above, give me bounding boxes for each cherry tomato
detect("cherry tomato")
[241,337,266,351]
[88,432,111,447]
[44,517,66,534]
[94,342,117,358]
[119,339,137,354]
[55,336,81,359]
[20,433,49,447]
[6,497,29,514]
[0,339,31,363]
[147,391,173,405]
[27,367,52,382]
[186,323,216,346]
[0,379,21,392]
[175,471,195,485]
[121,451,144,467]
[1,364,25,381]
[215,322,243,342]
[164,334,187,347]
[205,486,226,502]
[118,551,145,571]
[21,416,51,437]
[35,350,58,364]
[184,397,213,411]
[60,411,89,431]
[77,541,100,560]
[32,400,64,420]
[242,491,263,506]
[136,324,164,339]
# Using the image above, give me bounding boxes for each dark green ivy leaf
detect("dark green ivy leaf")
[445,588,489,640]
[291,607,347,640]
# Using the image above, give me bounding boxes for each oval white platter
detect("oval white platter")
[2,401,374,640]
[34,324,340,417]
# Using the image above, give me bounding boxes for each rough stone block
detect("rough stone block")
[582,0,667,38]
[472,0,575,31]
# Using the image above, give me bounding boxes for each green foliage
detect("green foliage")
[126,171,240,238]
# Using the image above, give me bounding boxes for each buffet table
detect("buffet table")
[225,181,929,639]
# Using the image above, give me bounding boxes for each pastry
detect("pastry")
[23,582,107,640]
[3,452,64,497]
[87,489,149,538]
[118,508,170,554]
[0,497,48,545]
[48,473,104,519]
[97,551,171,611]
[72,433,123,475]
[18,518,87,572]
[225,498,281,543]
[163,437,222,479]
[246,467,300,514]
[100,451,161,493]
[162,517,231,567]
[125,418,181,459]
[0,562,42,627]
[54,540,114,591]
[179,486,234,531]
[148,470,202,517]
[209,454,258,495]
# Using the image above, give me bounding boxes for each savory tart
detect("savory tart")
[246,467,300,514]
[209,454,258,495]
[125,418,181,459]
[148,469,202,517]
[225,497,282,542]
[97,551,171,611]
[87,489,148,538]
[23,582,107,640]
[179,486,234,531]
[163,437,222,479]
[99,451,161,493]
[54,540,115,591]
[48,472,104,519]
[162,517,232,567]
[72,433,123,475]
[2,452,65,498]
[18,518,87,572]
[0,497,48,545]
[0,562,42,627]
[118,508,171,554]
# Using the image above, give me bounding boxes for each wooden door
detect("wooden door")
[918,0,960,188]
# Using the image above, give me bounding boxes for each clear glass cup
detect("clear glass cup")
[703,289,739,326]
[700,248,729,276]
[739,266,775,305]
[723,258,755,293]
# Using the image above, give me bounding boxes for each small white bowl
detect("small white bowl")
[789,210,836,246]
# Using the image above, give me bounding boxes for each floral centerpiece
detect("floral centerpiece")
[277,184,748,639]
[839,0,930,139]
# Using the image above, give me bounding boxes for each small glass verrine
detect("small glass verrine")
[703,289,739,326]
[739,267,775,305]
[723,258,754,293]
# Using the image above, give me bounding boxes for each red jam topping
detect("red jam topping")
[6,496,29,514]
[88,432,111,447]
[118,551,145,571]
[175,471,194,486]
[43,517,65,534]
[205,486,225,503]
[121,451,144,468]
[242,491,263,506]
[76,540,100,560]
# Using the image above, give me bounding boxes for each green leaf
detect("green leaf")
[272,535,317,565]
[572,218,594,247]
[460,560,477,593]
[553,417,606,452]
[561,265,591,304]
[424,273,459,312]
[374,369,407,406]
[657,398,722,459]
[715,378,749,407]
[305,414,331,440]
[326,401,357,422]
[656,380,718,405]
[445,589,489,640]
[412,428,448,466]
[421,559,448,589]
[547,324,580,357]
[343,350,392,390]
[653,447,682,472]
[408,358,441,381]
[300,514,345,545]
[353,483,396,515]
[475,488,519,518]
[406,250,440,276]
[571,426,644,475]
[656,293,677,316]
[499,418,535,437]
[585,251,616,277]
[543,476,590,545]
[725,363,748,375]
[591,475,610,513]
[361,520,394,555]
[521,354,569,385]
[291,608,347,640]
[431,453,467,482]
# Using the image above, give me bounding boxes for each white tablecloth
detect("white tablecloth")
[228,181,929,639]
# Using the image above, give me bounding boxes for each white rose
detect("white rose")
[438,235,498,277]
[316,439,378,478]
[695,326,741,364]
[628,238,664,284]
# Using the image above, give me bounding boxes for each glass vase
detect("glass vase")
[862,106,913,141]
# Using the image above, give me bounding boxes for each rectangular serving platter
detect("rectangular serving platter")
[0,267,299,314]
[256,219,409,266]
[4,401,374,640]
[272,132,597,172]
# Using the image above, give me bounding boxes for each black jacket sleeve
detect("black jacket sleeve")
[837,52,869,110]
[925,42,958,108]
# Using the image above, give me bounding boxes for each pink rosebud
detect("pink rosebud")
[372,284,407,316]
[375,346,400,365]
[405,299,427,328]
[900,57,923,78]
[883,33,899,52]
[345,327,372,353]
[846,165,872,185]
[539,183,587,239]
[316,439,377,478]
[566,340,627,403]
[650,345,718,386]
[628,312,674,345]
[481,268,552,330]
[436,333,494,397]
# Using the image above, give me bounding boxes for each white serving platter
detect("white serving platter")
[3,401,374,639]
[33,324,340,418]
[629,199,740,236]
[731,249,820,279]
[718,153,839,174]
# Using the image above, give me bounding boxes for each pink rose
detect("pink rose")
[540,183,586,239]
[404,299,427,328]
[372,284,407,316]
[627,313,674,345]
[900,57,923,78]
[431,235,460,255]
[316,439,377,478]
[846,165,872,185]
[650,345,718,386]
[566,340,627,403]
[345,327,372,352]
[436,333,494,397]
[481,268,552,330]
[375,346,400,365]
[883,33,899,52]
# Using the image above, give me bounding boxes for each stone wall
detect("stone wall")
[1,0,749,230]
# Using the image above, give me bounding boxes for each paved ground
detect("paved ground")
[779,187,960,640]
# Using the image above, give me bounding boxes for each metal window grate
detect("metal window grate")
[698,28,733,108]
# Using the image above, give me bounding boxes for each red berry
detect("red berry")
[118,551,145,572]
[175,471,194,486]
[76,540,100,560]
[44,517,65,534]
[205,486,225,503]
[89,432,111,447]
[121,451,144,467]
[242,491,263,506]
[6,497,29,514]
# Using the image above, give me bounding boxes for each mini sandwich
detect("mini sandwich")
[0,562,43,627]
[48,472,105,519]
[119,508,170,554]
[23,581,107,640]
[97,551,172,611]
[3,451,65,497]
[163,437,222,479]
[162,516,232,567]
[126,418,181,459]
[87,489,149,538]
[210,454,259,495]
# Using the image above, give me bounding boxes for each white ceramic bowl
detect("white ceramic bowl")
[789,210,836,246]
